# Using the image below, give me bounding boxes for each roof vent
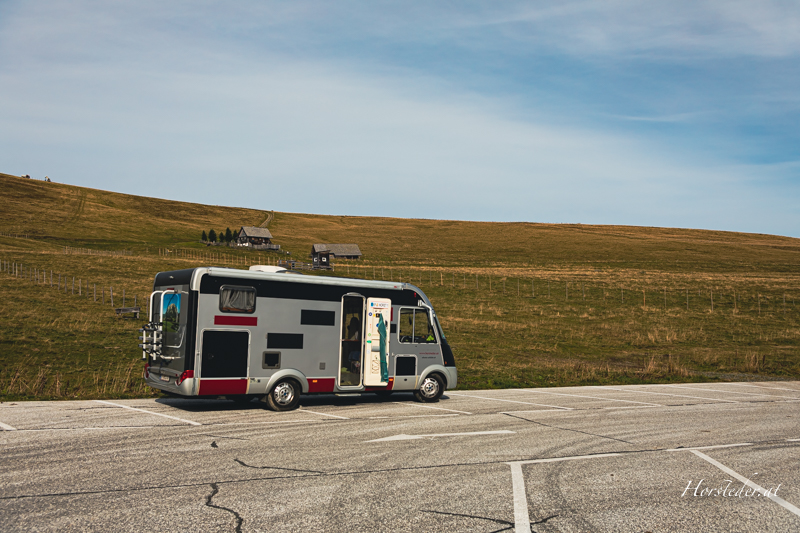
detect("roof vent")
[249,265,287,273]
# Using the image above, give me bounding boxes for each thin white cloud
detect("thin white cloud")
[439,1,800,59]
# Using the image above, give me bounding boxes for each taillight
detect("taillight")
[176,369,194,385]
[144,363,150,379]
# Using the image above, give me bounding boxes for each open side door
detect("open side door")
[363,298,391,386]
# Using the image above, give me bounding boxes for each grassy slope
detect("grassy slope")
[1,175,798,399]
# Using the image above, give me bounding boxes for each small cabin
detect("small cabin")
[311,244,362,266]
[237,226,273,246]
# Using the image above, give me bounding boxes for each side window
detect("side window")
[415,309,436,343]
[399,308,414,342]
[219,285,256,313]
[398,308,437,343]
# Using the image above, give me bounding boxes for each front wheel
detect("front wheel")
[266,379,301,411]
[414,374,444,403]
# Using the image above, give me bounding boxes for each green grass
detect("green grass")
[1,174,798,400]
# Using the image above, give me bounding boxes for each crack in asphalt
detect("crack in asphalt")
[4,438,797,502]
[503,412,635,445]
[419,509,559,533]
[234,458,325,474]
[206,483,243,533]
[419,509,514,532]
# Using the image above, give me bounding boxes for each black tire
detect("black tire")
[414,374,444,403]
[266,379,301,411]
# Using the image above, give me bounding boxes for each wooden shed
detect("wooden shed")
[311,244,362,263]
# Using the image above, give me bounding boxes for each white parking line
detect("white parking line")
[515,452,623,465]
[502,409,575,414]
[727,383,800,393]
[297,409,349,420]
[368,414,459,419]
[507,452,623,532]
[690,450,800,518]
[0,421,17,431]
[215,419,319,426]
[448,392,573,410]
[508,462,530,533]
[517,388,662,407]
[666,384,800,400]
[597,387,739,403]
[394,402,473,414]
[94,400,202,426]
[367,430,514,442]
[666,442,753,452]
[602,405,660,409]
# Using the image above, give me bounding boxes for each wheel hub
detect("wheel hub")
[420,377,439,398]
[273,382,295,405]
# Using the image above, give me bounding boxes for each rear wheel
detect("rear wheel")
[266,379,301,411]
[414,374,444,403]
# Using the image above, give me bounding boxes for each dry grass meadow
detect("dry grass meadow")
[1,173,799,399]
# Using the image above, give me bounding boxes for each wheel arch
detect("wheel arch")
[265,369,308,394]
[419,364,450,388]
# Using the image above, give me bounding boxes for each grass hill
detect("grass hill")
[1,174,798,400]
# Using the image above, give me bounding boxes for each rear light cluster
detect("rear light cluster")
[144,363,149,379]
[176,370,194,385]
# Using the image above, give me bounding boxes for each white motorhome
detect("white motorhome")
[140,266,457,410]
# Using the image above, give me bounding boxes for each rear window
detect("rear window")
[219,285,256,313]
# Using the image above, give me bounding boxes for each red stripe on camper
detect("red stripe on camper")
[307,378,335,393]
[198,379,248,395]
[365,377,394,392]
[214,316,258,326]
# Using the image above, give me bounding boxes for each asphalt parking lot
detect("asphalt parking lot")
[2,381,799,532]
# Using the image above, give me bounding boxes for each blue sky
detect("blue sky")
[1,1,799,236]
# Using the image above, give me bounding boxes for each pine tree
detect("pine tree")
[201,230,208,242]
[208,229,217,243]
[225,227,232,243]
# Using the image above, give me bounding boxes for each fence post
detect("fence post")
[111,287,114,307]
[72,277,75,295]
[711,289,714,311]
[94,284,97,302]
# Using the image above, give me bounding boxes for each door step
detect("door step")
[335,393,362,397]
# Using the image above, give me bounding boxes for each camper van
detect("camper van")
[139,265,457,410]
